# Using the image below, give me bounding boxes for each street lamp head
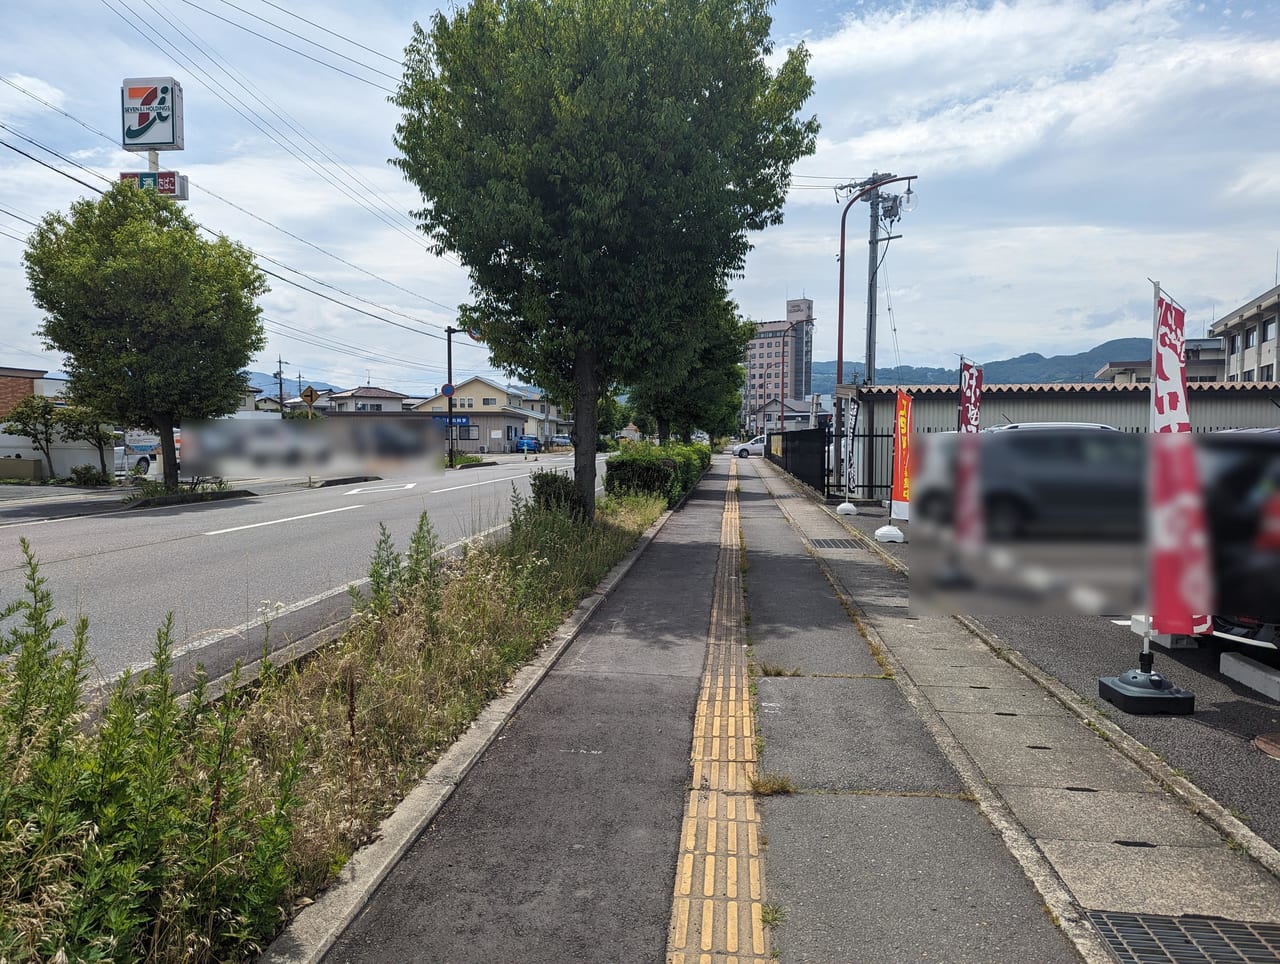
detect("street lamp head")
[901,183,918,214]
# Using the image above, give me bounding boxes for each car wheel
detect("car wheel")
[737,448,750,458]
[985,497,1025,541]
[134,456,150,474]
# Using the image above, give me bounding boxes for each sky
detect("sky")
[1,0,1278,396]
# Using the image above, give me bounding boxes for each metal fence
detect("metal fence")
[765,427,828,494]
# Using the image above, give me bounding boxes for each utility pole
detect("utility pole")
[445,326,459,468]
[833,172,916,499]
[274,354,289,417]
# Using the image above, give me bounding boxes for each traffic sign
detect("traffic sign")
[119,170,189,199]
[300,386,319,407]
[441,383,455,397]
[467,326,483,342]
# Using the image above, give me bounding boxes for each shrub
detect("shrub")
[529,469,585,519]
[605,448,679,505]
[67,464,112,487]
[595,436,619,453]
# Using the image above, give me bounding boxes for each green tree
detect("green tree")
[23,182,267,491]
[393,0,817,516]
[54,403,115,476]
[629,294,753,443]
[2,394,59,479]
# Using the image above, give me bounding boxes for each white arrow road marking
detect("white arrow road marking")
[345,483,417,495]
[204,504,363,535]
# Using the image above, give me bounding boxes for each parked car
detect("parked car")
[515,435,541,453]
[913,425,1141,540]
[551,434,573,447]
[731,436,766,458]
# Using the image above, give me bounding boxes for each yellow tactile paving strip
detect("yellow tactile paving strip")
[667,460,773,964]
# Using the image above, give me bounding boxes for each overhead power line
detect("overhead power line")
[0,127,453,344]
[200,0,403,77]
[176,0,399,90]
[251,0,404,64]
[0,76,461,312]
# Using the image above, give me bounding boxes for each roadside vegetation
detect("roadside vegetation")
[0,488,664,962]
[605,442,712,507]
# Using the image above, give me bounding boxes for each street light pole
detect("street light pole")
[445,325,459,468]
[833,172,916,498]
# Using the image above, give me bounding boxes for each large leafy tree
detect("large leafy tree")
[393,0,817,516]
[24,182,267,490]
[629,294,754,442]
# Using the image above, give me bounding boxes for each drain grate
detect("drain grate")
[1087,911,1280,963]
[810,538,860,550]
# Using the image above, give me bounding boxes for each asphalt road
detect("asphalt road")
[832,498,1280,854]
[0,454,604,690]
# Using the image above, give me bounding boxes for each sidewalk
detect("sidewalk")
[267,455,1280,963]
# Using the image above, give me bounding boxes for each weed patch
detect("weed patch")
[0,492,664,961]
[750,773,798,796]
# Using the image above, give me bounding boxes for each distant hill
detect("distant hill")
[808,338,1150,396]
[246,371,344,397]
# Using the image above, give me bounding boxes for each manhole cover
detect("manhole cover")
[810,538,860,550]
[1254,733,1280,761]
[1087,910,1280,963]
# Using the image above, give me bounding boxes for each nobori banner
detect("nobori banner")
[121,77,184,151]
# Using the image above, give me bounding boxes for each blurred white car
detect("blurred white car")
[730,436,766,458]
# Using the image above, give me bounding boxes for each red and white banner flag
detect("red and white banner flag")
[1148,288,1213,634]
[955,359,983,550]
[891,390,913,521]
[958,359,983,433]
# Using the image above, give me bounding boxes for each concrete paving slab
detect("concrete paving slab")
[940,709,1104,751]
[998,786,1223,847]
[737,492,882,678]
[757,677,964,794]
[1040,839,1280,920]
[902,662,1045,689]
[916,683,1068,716]
[965,740,1160,793]
[759,794,1080,964]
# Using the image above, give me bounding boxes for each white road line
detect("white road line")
[346,483,417,495]
[125,522,514,679]
[431,474,532,494]
[204,505,363,535]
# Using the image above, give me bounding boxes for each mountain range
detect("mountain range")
[808,338,1151,396]
[246,372,344,398]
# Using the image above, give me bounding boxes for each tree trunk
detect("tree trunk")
[156,413,179,491]
[572,347,599,519]
[41,446,55,481]
[94,440,107,476]
[656,416,670,446]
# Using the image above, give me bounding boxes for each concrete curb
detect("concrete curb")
[261,498,682,964]
[753,460,1111,963]
[767,462,1280,892]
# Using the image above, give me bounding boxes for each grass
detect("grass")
[0,490,665,962]
[756,663,801,677]
[760,903,787,928]
[750,773,798,796]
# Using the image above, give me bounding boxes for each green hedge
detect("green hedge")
[604,442,711,507]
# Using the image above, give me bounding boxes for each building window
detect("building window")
[1245,327,1257,349]
[1242,369,1255,382]
[483,397,496,406]
[1262,364,1274,382]
[1264,318,1276,342]
[1229,334,1240,355]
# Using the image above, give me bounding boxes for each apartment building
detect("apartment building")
[743,298,815,430]
[1209,282,1280,383]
